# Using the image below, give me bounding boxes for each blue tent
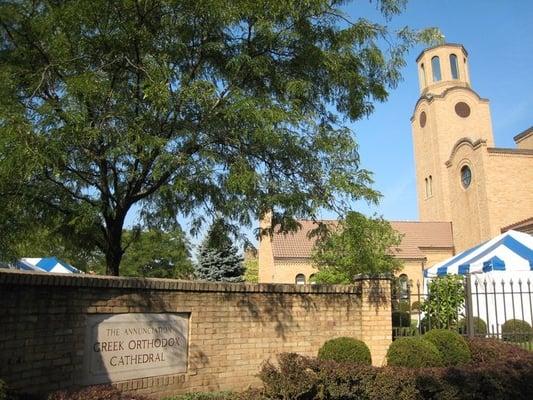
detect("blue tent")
[16,257,81,274]
[425,230,533,278]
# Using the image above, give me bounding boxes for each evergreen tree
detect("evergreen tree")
[195,220,244,282]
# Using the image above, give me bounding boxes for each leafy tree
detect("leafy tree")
[116,229,193,278]
[0,0,442,275]
[194,219,244,282]
[244,258,259,283]
[312,211,403,283]
[421,275,465,330]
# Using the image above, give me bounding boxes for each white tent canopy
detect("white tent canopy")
[424,230,533,334]
[425,230,533,278]
[16,257,81,274]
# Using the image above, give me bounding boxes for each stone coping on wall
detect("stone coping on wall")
[0,269,362,294]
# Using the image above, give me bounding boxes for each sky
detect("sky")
[126,0,533,248]
[332,0,533,222]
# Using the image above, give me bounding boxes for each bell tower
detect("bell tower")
[411,44,495,222]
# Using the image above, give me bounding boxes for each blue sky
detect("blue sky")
[126,1,533,247]
[334,0,533,222]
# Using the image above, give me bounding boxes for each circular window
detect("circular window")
[419,111,427,127]
[460,165,472,189]
[455,102,471,118]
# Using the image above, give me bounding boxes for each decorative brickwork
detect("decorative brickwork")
[0,270,391,397]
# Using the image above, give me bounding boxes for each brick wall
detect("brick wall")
[0,270,391,398]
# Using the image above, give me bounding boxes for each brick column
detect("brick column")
[355,276,392,367]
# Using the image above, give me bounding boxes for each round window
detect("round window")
[419,111,427,128]
[461,165,472,189]
[455,102,471,118]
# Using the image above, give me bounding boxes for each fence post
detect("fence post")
[464,274,475,337]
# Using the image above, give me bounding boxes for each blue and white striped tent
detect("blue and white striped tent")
[424,230,533,278]
[424,230,533,333]
[16,257,81,274]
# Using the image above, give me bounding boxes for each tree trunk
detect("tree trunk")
[104,215,126,276]
[105,240,123,276]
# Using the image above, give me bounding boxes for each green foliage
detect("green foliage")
[386,337,443,368]
[457,317,487,336]
[312,212,403,283]
[195,220,244,282]
[119,229,193,278]
[243,258,259,283]
[0,0,441,275]
[421,275,465,329]
[0,379,6,400]
[423,329,471,366]
[501,319,533,342]
[392,311,411,328]
[317,337,372,365]
[410,301,421,312]
[30,228,193,277]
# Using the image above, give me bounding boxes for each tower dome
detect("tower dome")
[416,43,470,95]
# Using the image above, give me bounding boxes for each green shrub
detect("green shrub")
[318,337,372,365]
[0,380,6,400]
[397,300,411,313]
[501,319,533,342]
[457,317,487,335]
[386,337,443,368]
[392,311,410,328]
[423,329,471,366]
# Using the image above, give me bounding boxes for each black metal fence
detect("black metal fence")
[391,275,533,350]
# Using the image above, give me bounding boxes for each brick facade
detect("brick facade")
[412,43,533,252]
[0,270,391,397]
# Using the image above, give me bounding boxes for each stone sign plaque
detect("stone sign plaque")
[83,313,189,384]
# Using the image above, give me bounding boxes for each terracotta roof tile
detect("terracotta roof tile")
[271,220,454,260]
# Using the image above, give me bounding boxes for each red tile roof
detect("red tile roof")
[271,220,454,260]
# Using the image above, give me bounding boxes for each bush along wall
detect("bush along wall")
[258,341,533,400]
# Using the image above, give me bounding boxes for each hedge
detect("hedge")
[423,329,471,366]
[318,337,371,365]
[386,337,443,368]
[457,317,487,335]
[465,337,531,363]
[259,340,533,400]
[0,380,6,400]
[501,319,533,342]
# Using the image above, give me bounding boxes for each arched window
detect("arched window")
[450,54,459,79]
[420,63,426,86]
[428,175,433,197]
[425,177,428,198]
[399,274,409,299]
[309,274,317,284]
[431,56,441,82]
[295,274,306,285]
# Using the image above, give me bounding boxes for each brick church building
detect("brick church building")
[258,43,533,285]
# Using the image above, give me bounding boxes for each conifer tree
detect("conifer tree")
[195,220,244,282]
